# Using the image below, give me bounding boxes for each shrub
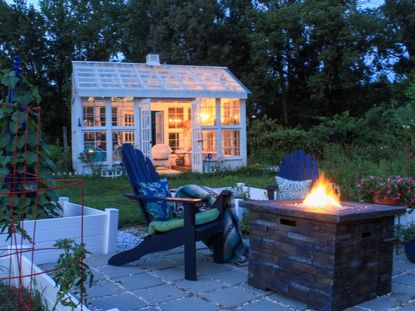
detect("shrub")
[49,145,72,172]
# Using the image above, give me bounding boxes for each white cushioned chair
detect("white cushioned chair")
[151,144,172,168]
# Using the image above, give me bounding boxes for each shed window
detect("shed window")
[222,130,240,157]
[111,97,134,126]
[221,99,240,125]
[112,131,134,161]
[168,108,184,129]
[82,97,105,126]
[202,130,217,158]
[201,99,216,126]
[169,132,183,151]
[83,131,107,162]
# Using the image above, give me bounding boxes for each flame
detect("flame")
[303,175,340,210]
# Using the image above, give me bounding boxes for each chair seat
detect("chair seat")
[148,208,220,235]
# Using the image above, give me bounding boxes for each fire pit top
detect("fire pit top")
[242,199,406,223]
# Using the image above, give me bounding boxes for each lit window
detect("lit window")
[201,99,216,126]
[112,131,134,161]
[169,132,183,151]
[168,107,184,129]
[82,97,105,126]
[83,132,107,162]
[222,130,240,157]
[221,99,240,125]
[202,130,217,158]
[111,97,134,126]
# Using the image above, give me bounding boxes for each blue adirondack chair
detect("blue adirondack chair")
[266,149,318,199]
[279,149,318,181]
[108,144,231,281]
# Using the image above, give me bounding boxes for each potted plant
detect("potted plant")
[357,176,415,207]
[395,223,415,263]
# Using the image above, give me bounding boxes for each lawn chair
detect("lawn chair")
[266,149,318,199]
[279,149,318,181]
[108,144,231,280]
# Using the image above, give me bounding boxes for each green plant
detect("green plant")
[52,239,94,310]
[0,282,47,311]
[1,68,93,310]
[230,183,250,200]
[49,145,72,172]
[0,69,61,237]
[395,222,415,243]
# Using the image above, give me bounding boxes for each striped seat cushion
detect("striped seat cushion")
[275,176,312,200]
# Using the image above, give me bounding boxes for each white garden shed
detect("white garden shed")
[71,54,250,174]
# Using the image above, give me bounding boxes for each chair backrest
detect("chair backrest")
[279,149,318,182]
[122,144,159,223]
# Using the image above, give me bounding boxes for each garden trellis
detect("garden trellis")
[0,57,88,310]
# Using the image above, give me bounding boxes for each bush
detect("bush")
[49,145,72,172]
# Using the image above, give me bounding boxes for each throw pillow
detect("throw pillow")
[275,176,312,200]
[138,178,172,221]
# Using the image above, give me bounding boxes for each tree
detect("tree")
[379,0,415,77]
[249,0,384,126]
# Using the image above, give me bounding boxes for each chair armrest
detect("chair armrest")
[124,193,203,205]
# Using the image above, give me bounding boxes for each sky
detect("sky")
[359,0,385,9]
[7,0,386,11]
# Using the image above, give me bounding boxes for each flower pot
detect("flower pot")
[373,193,397,206]
[404,240,415,263]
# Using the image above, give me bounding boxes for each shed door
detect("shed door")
[191,100,203,173]
[155,112,164,144]
[139,98,152,159]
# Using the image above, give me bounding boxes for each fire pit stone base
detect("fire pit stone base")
[244,200,405,311]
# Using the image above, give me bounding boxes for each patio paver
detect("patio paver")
[81,244,415,311]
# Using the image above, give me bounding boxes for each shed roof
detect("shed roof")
[72,61,250,99]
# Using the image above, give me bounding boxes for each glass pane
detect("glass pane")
[201,98,216,126]
[112,131,135,161]
[222,130,240,157]
[82,97,105,126]
[221,99,240,125]
[202,130,217,158]
[83,131,107,162]
[168,132,183,151]
[111,97,134,126]
[168,107,184,129]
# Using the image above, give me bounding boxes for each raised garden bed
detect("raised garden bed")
[0,197,119,265]
[0,247,90,311]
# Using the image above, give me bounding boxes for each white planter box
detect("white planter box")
[0,246,118,311]
[0,197,119,265]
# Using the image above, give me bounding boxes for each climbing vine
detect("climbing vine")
[0,69,61,237]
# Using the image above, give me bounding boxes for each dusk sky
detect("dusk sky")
[6,0,386,10]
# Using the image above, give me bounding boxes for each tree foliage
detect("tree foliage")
[0,0,414,139]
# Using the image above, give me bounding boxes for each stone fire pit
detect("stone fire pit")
[242,199,406,311]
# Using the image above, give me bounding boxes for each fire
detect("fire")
[303,175,340,210]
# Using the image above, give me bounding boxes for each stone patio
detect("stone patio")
[62,243,415,311]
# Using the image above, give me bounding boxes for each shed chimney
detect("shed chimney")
[146,54,161,66]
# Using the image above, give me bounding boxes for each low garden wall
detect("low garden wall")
[0,197,119,265]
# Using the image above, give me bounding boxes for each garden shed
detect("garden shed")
[71,54,250,174]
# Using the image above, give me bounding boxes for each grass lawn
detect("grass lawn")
[57,167,275,227]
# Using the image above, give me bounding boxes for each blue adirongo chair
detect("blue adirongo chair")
[266,149,319,199]
[108,144,231,281]
[279,149,318,181]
